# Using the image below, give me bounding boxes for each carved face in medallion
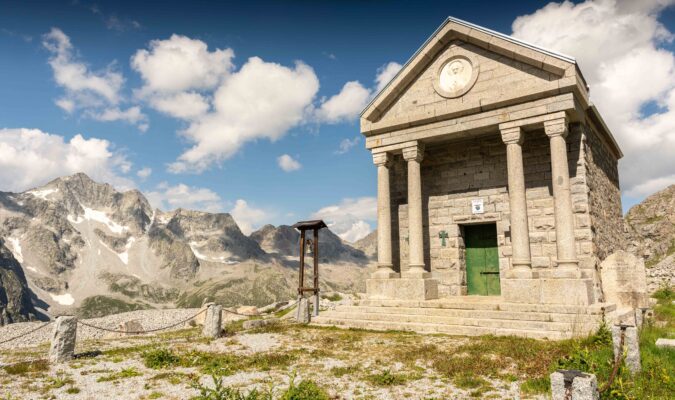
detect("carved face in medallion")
[439,57,473,95]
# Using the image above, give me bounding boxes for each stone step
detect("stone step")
[334,305,603,324]
[320,310,597,334]
[312,317,572,340]
[357,298,614,315]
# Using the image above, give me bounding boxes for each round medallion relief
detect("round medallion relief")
[433,55,479,98]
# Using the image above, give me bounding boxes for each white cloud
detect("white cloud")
[316,81,371,123]
[43,27,123,104]
[512,0,675,200]
[148,92,210,120]
[0,128,133,192]
[277,154,302,172]
[42,28,148,131]
[145,182,222,212]
[168,57,320,173]
[137,167,152,179]
[335,136,361,154]
[230,199,270,235]
[311,197,376,242]
[132,34,235,95]
[316,61,402,124]
[375,61,403,92]
[89,106,149,131]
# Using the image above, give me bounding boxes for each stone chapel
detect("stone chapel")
[315,17,628,339]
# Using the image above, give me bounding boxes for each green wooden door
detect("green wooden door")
[465,224,501,296]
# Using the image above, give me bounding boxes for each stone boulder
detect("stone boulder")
[243,318,279,330]
[236,306,259,316]
[600,251,649,309]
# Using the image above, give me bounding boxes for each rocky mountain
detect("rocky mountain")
[0,173,370,323]
[625,184,675,291]
[353,230,377,259]
[250,224,368,263]
[0,239,43,325]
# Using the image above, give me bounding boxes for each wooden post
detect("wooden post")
[313,228,319,317]
[298,230,306,296]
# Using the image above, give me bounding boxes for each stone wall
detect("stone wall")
[388,127,597,297]
[582,122,624,261]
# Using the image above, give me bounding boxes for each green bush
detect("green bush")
[192,375,272,400]
[366,369,407,386]
[279,379,329,400]
[143,348,180,369]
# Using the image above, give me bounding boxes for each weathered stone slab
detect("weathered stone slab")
[236,306,259,316]
[600,251,649,309]
[194,302,214,326]
[502,279,541,303]
[612,325,640,374]
[243,318,279,330]
[202,304,222,338]
[540,279,593,305]
[119,319,143,335]
[296,297,311,324]
[655,338,675,349]
[49,316,77,364]
[550,370,599,400]
[366,277,438,300]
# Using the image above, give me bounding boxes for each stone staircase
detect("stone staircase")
[312,296,616,340]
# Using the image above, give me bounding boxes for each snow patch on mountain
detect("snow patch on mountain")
[28,188,58,200]
[82,206,128,234]
[6,237,23,263]
[50,293,75,306]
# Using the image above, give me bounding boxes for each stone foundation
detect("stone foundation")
[367,277,439,300]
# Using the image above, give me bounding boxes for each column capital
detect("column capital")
[373,151,392,167]
[500,126,524,145]
[402,143,425,162]
[544,117,568,138]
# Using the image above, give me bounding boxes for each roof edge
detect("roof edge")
[361,16,577,118]
[588,104,623,159]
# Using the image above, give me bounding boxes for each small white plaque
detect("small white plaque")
[471,199,484,214]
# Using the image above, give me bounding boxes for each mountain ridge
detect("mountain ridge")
[0,173,370,324]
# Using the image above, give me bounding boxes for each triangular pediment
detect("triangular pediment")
[362,18,587,133]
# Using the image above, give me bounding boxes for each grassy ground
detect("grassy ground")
[1,290,673,399]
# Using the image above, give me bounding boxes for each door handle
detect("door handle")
[480,271,500,275]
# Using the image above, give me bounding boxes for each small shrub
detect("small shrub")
[191,375,273,400]
[367,369,407,386]
[279,379,329,400]
[2,359,49,375]
[65,387,81,394]
[143,348,180,369]
[47,373,74,388]
[96,367,142,382]
[322,293,342,302]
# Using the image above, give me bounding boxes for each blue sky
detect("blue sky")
[1,0,674,241]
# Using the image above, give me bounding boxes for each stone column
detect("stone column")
[500,127,533,279]
[202,304,222,338]
[372,152,398,278]
[402,143,428,278]
[49,316,77,364]
[545,118,580,278]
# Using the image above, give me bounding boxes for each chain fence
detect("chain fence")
[0,321,53,346]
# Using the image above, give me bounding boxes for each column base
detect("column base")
[506,268,539,279]
[540,278,593,305]
[367,277,438,300]
[371,266,400,279]
[401,265,431,279]
[503,279,542,303]
[551,259,581,278]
